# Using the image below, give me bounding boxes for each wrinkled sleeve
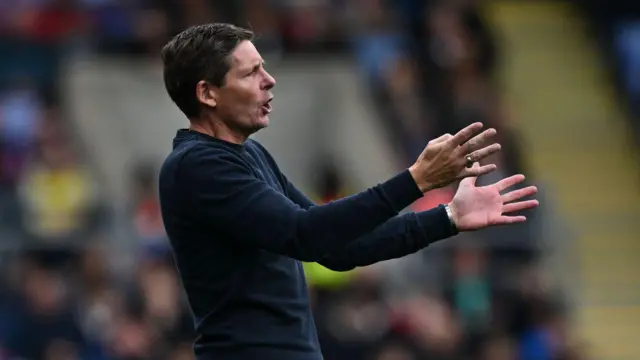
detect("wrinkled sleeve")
[178,145,423,262]
[280,174,456,270]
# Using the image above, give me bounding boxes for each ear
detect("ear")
[195,80,217,109]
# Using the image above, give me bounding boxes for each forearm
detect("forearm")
[263,169,423,261]
[317,205,457,271]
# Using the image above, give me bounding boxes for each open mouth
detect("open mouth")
[261,98,273,114]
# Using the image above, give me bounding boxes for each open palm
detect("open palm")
[449,164,539,232]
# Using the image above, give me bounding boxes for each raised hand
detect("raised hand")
[448,163,539,232]
[409,122,502,192]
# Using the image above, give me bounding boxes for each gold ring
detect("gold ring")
[465,155,473,168]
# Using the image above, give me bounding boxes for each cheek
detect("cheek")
[219,82,262,119]
[242,95,262,116]
[221,94,253,117]
[231,89,257,108]
[235,100,260,118]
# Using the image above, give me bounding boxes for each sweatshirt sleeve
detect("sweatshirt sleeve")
[177,145,423,262]
[280,173,456,270]
[317,206,456,271]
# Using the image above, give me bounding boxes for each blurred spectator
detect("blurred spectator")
[0,81,45,233]
[21,0,88,43]
[85,0,168,55]
[304,162,353,291]
[615,22,640,116]
[517,300,569,360]
[0,258,88,360]
[580,1,640,140]
[449,244,492,354]
[383,54,436,161]
[131,161,170,260]
[279,0,349,53]
[17,118,102,269]
[135,260,193,342]
[75,245,122,352]
[352,0,406,86]
[373,340,419,360]
[480,334,517,360]
[242,0,283,56]
[168,342,196,360]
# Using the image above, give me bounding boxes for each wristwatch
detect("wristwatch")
[443,204,459,234]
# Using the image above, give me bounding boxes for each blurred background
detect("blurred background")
[0,0,639,359]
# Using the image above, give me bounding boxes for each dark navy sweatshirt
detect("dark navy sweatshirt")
[158,129,457,360]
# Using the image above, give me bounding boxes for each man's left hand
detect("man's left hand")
[448,163,539,232]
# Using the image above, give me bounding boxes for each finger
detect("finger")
[460,163,497,180]
[494,215,527,225]
[428,133,452,145]
[503,199,539,213]
[459,128,497,155]
[501,186,538,203]
[494,174,526,192]
[448,122,484,148]
[459,162,481,186]
[465,143,501,163]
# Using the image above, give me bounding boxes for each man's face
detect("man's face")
[214,40,275,134]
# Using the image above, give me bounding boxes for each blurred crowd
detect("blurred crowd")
[0,0,594,360]
[578,0,640,144]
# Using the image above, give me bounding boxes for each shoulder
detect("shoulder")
[182,142,241,164]
[245,138,269,156]
[245,138,280,170]
[161,141,250,185]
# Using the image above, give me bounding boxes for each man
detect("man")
[158,23,538,360]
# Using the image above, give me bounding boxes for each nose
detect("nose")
[262,70,276,90]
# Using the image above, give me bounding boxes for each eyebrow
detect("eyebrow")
[245,60,266,73]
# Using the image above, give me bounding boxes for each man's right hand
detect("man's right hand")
[409,122,501,193]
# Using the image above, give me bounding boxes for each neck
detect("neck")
[189,114,248,144]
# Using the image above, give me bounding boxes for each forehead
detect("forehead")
[229,40,262,69]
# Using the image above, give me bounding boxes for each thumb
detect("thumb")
[459,162,480,187]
